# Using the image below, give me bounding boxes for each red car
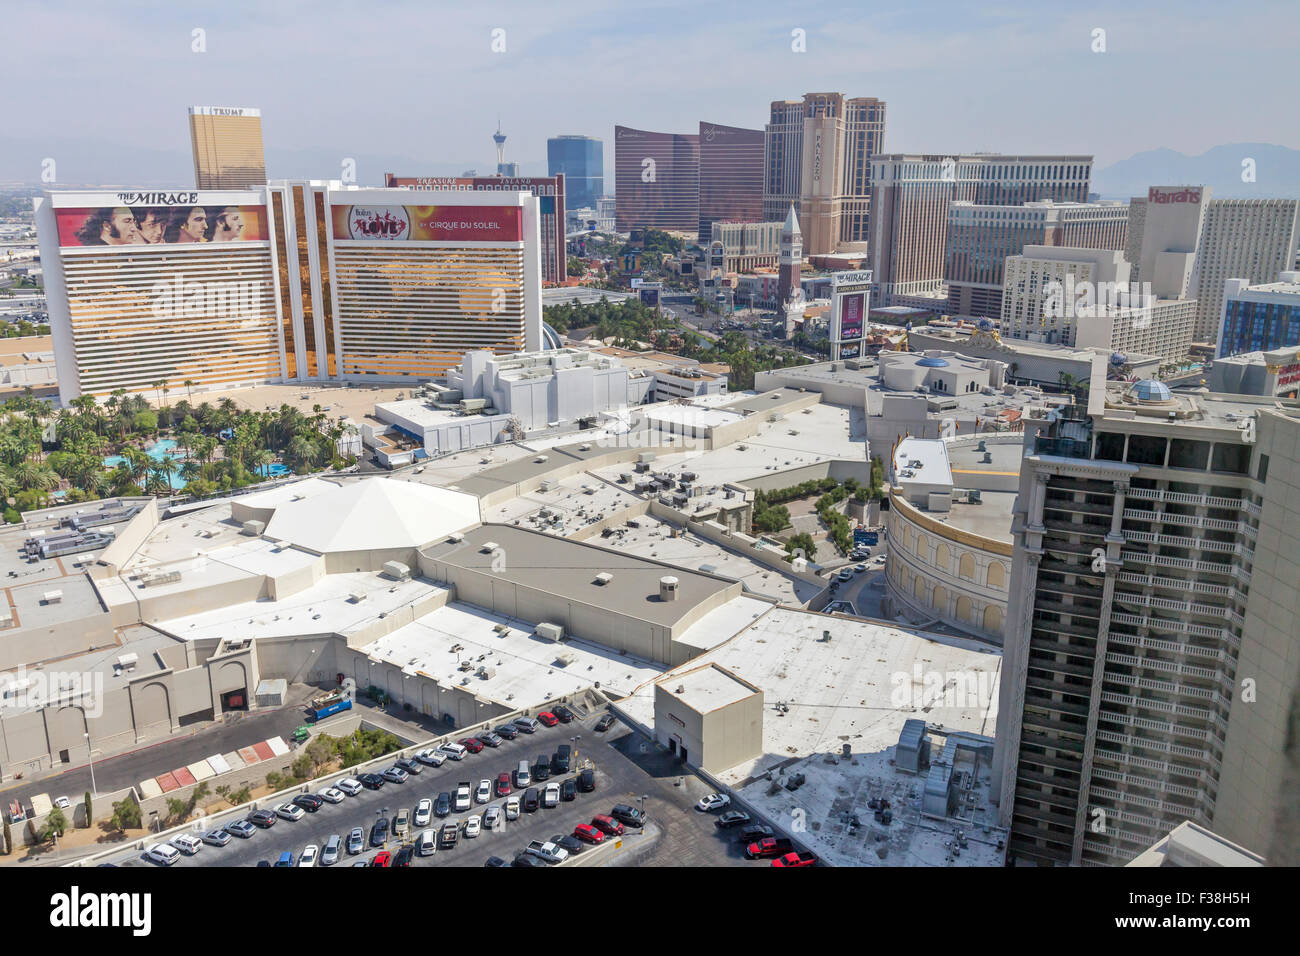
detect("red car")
[537,712,559,728]
[370,851,391,867]
[573,823,605,844]
[495,772,512,797]
[458,737,485,754]
[590,814,624,836]
[771,851,818,868]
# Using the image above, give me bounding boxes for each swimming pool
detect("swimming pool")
[259,463,292,478]
[103,438,186,470]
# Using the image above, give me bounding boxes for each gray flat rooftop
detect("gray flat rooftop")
[723,388,806,414]
[422,524,738,630]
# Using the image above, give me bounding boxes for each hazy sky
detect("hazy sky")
[7,0,1299,184]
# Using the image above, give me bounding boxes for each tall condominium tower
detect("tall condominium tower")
[697,121,764,241]
[994,380,1300,865]
[189,106,267,189]
[761,92,886,257]
[614,126,700,233]
[547,135,604,211]
[870,154,1093,307]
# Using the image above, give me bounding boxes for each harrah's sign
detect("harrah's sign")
[1148,187,1202,205]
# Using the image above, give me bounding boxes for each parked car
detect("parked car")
[415,748,446,767]
[573,823,605,844]
[435,792,452,817]
[292,793,324,813]
[494,723,519,740]
[248,809,278,828]
[336,777,363,796]
[611,804,646,828]
[370,818,389,847]
[276,803,306,822]
[577,768,596,793]
[523,787,540,812]
[483,806,502,830]
[553,833,583,855]
[392,845,414,868]
[463,815,482,838]
[478,731,503,748]
[275,851,294,867]
[736,823,774,844]
[715,810,752,829]
[347,827,365,854]
[439,822,459,849]
[552,744,571,774]
[454,781,472,812]
[505,797,521,820]
[745,837,795,859]
[358,773,385,790]
[513,716,539,734]
[170,833,202,855]
[532,757,551,782]
[697,792,730,812]
[854,563,867,573]
[438,742,468,760]
[381,766,409,784]
[416,829,436,856]
[484,855,510,867]
[371,851,391,867]
[537,711,559,728]
[226,820,256,839]
[395,757,422,775]
[321,834,342,865]
[414,798,432,828]
[496,772,513,797]
[393,808,410,839]
[525,839,568,864]
[553,705,575,723]
[513,852,547,867]
[594,714,615,733]
[299,844,319,868]
[590,815,624,836]
[458,737,485,754]
[318,787,345,804]
[561,778,576,802]
[201,829,231,847]
[475,779,493,804]
[53,795,71,810]
[542,782,560,809]
[771,851,818,867]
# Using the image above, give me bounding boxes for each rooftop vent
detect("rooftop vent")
[594,572,613,586]
[481,541,499,553]
[659,575,679,602]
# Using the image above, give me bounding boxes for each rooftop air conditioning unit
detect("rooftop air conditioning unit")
[481,541,499,553]
[536,622,564,642]
[594,572,613,586]
[42,590,63,605]
[448,532,464,543]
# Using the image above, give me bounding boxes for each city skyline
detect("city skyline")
[5,0,1299,190]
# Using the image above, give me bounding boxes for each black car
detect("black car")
[435,792,451,818]
[610,804,645,828]
[522,787,540,812]
[392,845,414,868]
[248,809,278,828]
[560,778,576,802]
[552,834,583,855]
[395,757,422,775]
[551,744,571,774]
[594,714,615,732]
[714,810,752,829]
[532,758,551,782]
[553,705,575,723]
[577,768,596,793]
[292,793,324,813]
[484,855,511,867]
[737,823,774,843]
[494,724,519,740]
[359,773,385,790]
[512,853,547,867]
[370,818,390,847]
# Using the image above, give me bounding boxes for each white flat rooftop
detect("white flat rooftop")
[894,437,953,489]
[642,405,744,429]
[667,663,758,713]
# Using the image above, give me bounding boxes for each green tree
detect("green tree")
[84,791,92,829]
[3,815,10,855]
[40,807,69,844]
[109,799,141,832]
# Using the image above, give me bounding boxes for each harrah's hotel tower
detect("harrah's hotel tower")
[36,185,544,403]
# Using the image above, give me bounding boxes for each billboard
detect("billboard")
[331,205,523,243]
[56,203,268,247]
[838,292,865,340]
[839,342,861,359]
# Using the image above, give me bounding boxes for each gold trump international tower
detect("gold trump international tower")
[35,186,543,403]
[189,106,267,189]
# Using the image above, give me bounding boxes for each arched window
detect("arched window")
[987,562,1006,588]
[932,586,949,614]
[959,553,976,581]
[983,605,1003,633]
[956,596,973,622]
[936,543,951,571]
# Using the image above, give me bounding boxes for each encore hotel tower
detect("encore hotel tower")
[36,187,543,403]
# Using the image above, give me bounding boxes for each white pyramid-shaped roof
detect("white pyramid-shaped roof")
[783,203,800,235]
[264,478,480,554]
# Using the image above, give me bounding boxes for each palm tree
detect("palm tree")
[123,448,150,488]
[184,379,198,404]
[251,447,275,478]
[12,460,55,491]
[151,379,167,409]
[287,435,321,471]
[85,471,110,500]
[151,457,179,494]
[144,473,168,497]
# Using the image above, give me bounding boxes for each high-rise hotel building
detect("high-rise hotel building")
[697,122,764,241]
[188,106,267,189]
[761,93,886,257]
[993,379,1300,864]
[870,154,1093,307]
[36,185,542,403]
[614,126,700,233]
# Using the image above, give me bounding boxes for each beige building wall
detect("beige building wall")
[653,664,764,773]
[189,107,267,189]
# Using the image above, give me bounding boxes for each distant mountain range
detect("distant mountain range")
[1092,143,1300,200]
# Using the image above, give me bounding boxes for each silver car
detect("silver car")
[202,829,231,847]
[346,827,365,855]
[321,834,342,866]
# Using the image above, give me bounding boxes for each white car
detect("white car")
[483,805,502,831]
[505,797,520,820]
[145,843,179,866]
[415,748,446,767]
[416,829,436,856]
[276,803,306,822]
[438,742,468,761]
[318,787,345,804]
[463,815,482,838]
[201,829,231,847]
[696,793,730,812]
[336,778,363,796]
[298,844,319,868]
[542,783,560,809]
[53,796,71,810]
[170,833,203,855]
[382,766,409,784]
[414,798,433,828]
[475,779,492,804]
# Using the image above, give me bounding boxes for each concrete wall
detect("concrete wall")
[92,498,159,575]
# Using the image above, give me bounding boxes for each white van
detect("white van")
[438,741,468,761]
[145,843,180,866]
[416,828,436,857]
[170,833,202,855]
